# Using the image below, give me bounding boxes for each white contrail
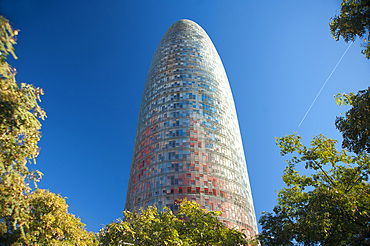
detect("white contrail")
[298,42,353,128]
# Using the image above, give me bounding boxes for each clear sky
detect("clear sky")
[1,0,369,233]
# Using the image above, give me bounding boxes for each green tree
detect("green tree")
[330,0,370,59]
[25,189,97,245]
[99,200,253,246]
[0,15,45,244]
[0,16,96,245]
[335,87,370,154]
[99,205,181,245]
[258,134,370,245]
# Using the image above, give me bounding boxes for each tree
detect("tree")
[0,15,45,244]
[99,205,181,245]
[98,200,253,246]
[335,87,370,154]
[258,134,370,245]
[258,1,370,244]
[330,0,370,59]
[0,16,96,245]
[25,189,97,245]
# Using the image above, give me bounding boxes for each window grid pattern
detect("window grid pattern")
[125,19,258,237]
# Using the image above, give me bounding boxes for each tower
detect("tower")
[125,19,258,237]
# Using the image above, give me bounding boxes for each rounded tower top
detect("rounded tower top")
[165,19,207,38]
[160,19,209,41]
[148,19,220,81]
[171,19,201,28]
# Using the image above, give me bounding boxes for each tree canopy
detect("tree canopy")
[335,87,370,154]
[25,189,97,245]
[99,200,254,246]
[0,16,97,245]
[330,0,370,59]
[258,2,370,244]
[0,15,46,244]
[258,134,370,245]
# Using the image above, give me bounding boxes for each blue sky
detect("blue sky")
[1,0,369,232]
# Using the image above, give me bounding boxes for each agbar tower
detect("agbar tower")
[125,19,258,237]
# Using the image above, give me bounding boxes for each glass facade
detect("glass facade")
[125,19,258,237]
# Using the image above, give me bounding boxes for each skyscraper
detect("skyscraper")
[125,19,258,237]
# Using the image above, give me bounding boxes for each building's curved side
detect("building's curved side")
[125,19,258,237]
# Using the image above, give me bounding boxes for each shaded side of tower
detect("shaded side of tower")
[125,19,258,237]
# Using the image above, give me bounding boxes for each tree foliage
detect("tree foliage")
[330,0,370,59]
[0,16,96,245]
[0,15,46,244]
[335,87,370,154]
[25,189,97,245]
[99,200,253,246]
[258,134,370,245]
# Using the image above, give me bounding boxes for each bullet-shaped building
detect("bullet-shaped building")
[125,19,258,237]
